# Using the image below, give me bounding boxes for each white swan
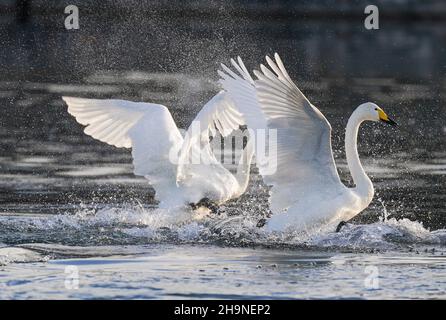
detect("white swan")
[219,54,397,233]
[62,91,254,214]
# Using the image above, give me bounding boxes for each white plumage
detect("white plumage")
[219,53,397,233]
[63,90,254,211]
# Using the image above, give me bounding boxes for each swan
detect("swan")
[219,53,397,233]
[62,91,254,216]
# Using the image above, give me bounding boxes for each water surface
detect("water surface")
[0,2,445,299]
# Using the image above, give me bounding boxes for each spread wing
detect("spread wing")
[177,91,245,177]
[176,91,246,202]
[63,97,183,205]
[219,54,344,214]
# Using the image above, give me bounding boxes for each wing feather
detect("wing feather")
[63,97,184,206]
[177,91,245,181]
[219,54,344,214]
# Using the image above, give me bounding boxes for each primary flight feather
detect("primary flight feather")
[219,53,397,233]
[63,90,255,214]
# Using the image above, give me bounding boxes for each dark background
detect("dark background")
[0,0,445,230]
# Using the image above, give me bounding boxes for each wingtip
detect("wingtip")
[237,56,247,68]
[259,64,268,73]
[217,69,229,79]
[274,53,283,69]
[62,96,81,104]
[219,63,229,76]
[253,69,262,78]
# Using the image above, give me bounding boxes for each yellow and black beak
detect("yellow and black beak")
[378,109,397,126]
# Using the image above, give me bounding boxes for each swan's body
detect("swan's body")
[63,91,254,212]
[219,54,396,233]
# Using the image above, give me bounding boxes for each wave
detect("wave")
[310,218,446,250]
[0,247,49,266]
[1,205,445,254]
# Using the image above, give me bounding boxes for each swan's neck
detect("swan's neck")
[233,137,255,197]
[345,111,374,201]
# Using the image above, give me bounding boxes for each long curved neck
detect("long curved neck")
[345,111,373,200]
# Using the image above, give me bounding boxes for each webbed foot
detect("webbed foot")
[335,221,347,233]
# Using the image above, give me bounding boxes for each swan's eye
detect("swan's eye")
[374,108,378,111]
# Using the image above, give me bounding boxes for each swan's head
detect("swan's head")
[358,102,397,126]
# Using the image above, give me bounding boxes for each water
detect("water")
[1,244,445,299]
[1,2,446,299]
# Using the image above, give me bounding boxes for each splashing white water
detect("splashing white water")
[1,205,445,252]
[54,206,446,249]
[311,218,446,250]
[0,247,48,266]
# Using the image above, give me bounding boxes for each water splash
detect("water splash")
[1,204,445,255]
[311,218,446,250]
[378,198,389,222]
[0,247,49,266]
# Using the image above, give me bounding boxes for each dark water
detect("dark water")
[0,2,445,299]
